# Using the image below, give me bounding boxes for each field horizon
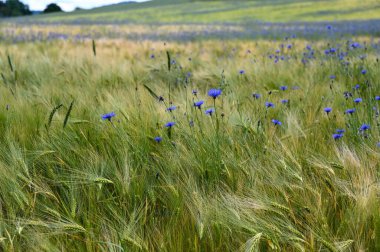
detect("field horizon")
[4,0,380,25]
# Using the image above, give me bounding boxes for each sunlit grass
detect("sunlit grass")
[0,36,379,251]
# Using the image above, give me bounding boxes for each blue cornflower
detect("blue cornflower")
[336,129,345,134]
[345,108,356,114]
[150,54,155,59]
[306,45,312,50]
[101,112,116,121]
[361,69,367,75]
[265,102,275,108]
[165,122,175,128]
[280,86,288,91]
[281,99,289,104]
[194,100,204,109]
[154,136,162,143]
[287,44,292,49]
[330,75,336,79]
[324,107,332,114]
[167,106,177,112]
[271,119,282,126]
[205,108,215,116]
[353,98,362,104]
[327,25,332,30]
[252,93,261,99]
[353,84,360,90]
[333,134,343,140]
[208,89,222,99]
[359,124,370,131]
[351,42,360,49]
[324,49,330,55]
[375,96,380,101]
[239,70,245,74]
[330,48,337,54]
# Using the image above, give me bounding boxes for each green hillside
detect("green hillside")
[15,0,380,24]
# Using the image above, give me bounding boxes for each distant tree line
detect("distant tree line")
[43,3,62,14]
[0,0,63,17]
[0,0,31,17]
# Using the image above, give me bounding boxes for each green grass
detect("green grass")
[0,37,379,251]
[15,0,380,24]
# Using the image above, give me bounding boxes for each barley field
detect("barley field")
[0,1,380,251]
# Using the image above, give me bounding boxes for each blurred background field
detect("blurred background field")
[1,0,380,42]
[13,0,380,24]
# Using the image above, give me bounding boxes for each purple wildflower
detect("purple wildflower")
[208,89,222,99]
[205,108,215,116]
[324,107,332,114]
[333,134,343,140]
[345,108,356,114]
[353,98,362,104]
[194,100,204,109]
[265,102,275,108]
[101,112,116,121]
[359,124,370,131]
[154,137,162,143]
[271,119,282,126]
[165,122,175,128]
[167,106,177,112]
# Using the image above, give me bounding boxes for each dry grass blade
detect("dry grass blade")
[7,55,14,72]
[47,104,63,129]
[92,39,96,57]
[143,84,159,100]
[63,101,74,128]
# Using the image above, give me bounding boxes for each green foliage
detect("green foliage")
[0,0,31,17]
[43,3,63,14]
